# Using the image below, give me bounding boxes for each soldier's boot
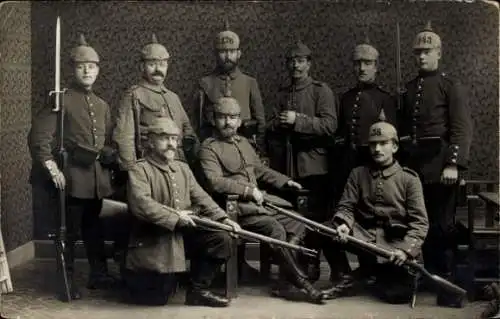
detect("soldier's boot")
[276,248,326,305]
[64,242,81,300]
[290,235,321,283]
[185,258,229,308]
[436,272,466,308]
[87,260,119,290]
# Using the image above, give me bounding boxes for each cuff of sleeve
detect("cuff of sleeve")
[242,186,253,200]
[446,144,459,166]
[393,237,421,258]
[293,113,308,132]
[162,209,180,231]
[212,210,228,222]
[333,213,354,230]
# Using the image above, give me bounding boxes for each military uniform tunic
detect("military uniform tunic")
[400,70,473,183]
[194,67,266,150]
[333,162,428,258]
[113,80,199,171]
[29,86,114,199]
[126,157,229,274]
[332,83,398,204]
[199,135,305,238]
[399,70,473,277]
[267,76,337,179]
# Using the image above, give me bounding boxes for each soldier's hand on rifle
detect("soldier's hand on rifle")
[176,210,197,228]
[252,187,264,205]
[441,165,458,185]
[389,249,408,266]
[222,218,241,238]
[286,180,303,190]
[336,224,350,243]
[279,111,296,125]
[44,159,66,189]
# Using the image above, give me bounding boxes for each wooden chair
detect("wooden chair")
[455,180,500,300]
[100,199,238,299]
[223,189,310,284]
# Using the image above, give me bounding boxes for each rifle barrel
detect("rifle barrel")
[264,202,467,296]
[189,215,317,257]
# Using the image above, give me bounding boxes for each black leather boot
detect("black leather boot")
[185,289,230,307]
[276,247,326,305]
[436,273,466,308]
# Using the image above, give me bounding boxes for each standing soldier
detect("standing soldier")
[267,40,337,279]
[193,21,266,154]
[399,21,473,307]
[333,36,398,205]
[113,34,199,172]
[28,35,118,298]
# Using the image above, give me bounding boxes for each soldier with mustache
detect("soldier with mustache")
[267,40,337,281]
[327,37,398,287]
[113,34,199,173]
[198,97,327,304]
[192,22,266,155]
[122,117,239,307]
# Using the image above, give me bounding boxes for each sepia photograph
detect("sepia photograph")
[0,0,498,318]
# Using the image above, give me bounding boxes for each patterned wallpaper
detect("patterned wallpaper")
[29,2,498,240]
[0,2,33,251]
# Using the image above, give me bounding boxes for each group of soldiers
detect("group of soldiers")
[28,19,473,309]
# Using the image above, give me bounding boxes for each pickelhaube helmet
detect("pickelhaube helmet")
[213,97,241,115]
[146,117,181,136]
[368,110,398,142]
[214,18,240,50]
[353,35,379,61]
[286,38,312,59]
[141,33,170,60]
[413,21,442,50]
[70,34,100,63]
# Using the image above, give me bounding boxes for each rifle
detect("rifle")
[395,20,402,112]
[285,80,296,177]
[131,93,143,160]
[101,199,317,258]
[263,202,467,299]
[46,16,72,302]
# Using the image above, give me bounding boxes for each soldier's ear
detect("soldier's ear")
[392,140,399,154]
[237,49,242,60]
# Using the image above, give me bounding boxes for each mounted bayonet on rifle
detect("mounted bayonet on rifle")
[46,16,72,302]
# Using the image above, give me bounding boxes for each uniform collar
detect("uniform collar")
[418,69,440,78]
[370,160,401,178]
[215,133,242,143]
[215,66,242,80]
[146,155,178,172]
[139,79,168,93]
[290,76,312,91]
[70,83,94,95]
[356,82,377,90]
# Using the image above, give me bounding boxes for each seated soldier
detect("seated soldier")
[315,120,429,304]
[198,97,326,304]
[122,117,240,307]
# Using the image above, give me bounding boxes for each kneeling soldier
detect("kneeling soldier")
[315,121,429,304]
[198,97,326,304]
[123,117,239,307]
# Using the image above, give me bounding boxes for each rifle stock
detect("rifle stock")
[264,202,467,297]
[101,199,318,258]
